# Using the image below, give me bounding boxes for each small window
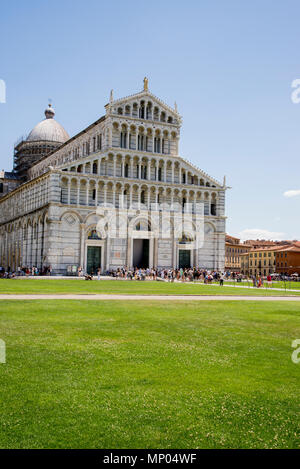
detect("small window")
[120,132,127,149]
[125,163,129,178]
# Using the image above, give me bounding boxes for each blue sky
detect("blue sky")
[0,0,299,240]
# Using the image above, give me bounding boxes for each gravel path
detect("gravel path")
[0,294,300,301]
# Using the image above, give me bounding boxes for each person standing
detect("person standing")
[97,267,101,280]
[258,277,262,288]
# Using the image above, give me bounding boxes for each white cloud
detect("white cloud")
[238,228,286,241]
[283,189,300,198]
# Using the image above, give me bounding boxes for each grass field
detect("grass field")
[0,300,299,448]
[1,278,300,296]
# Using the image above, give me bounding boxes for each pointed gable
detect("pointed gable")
[106,90,181,125]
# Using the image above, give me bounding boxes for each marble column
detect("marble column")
[67,179,71,205]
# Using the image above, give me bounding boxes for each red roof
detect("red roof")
[275,245,300,253]
[249,245,286,253]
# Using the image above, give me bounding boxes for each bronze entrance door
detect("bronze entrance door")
[87,246,101,274]
[179,250,191,269]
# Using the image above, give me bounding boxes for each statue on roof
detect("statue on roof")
[143,77,149,91]
[110,89,114,103]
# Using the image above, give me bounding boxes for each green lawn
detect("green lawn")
[1,278,300,296]
[0,300,299,448]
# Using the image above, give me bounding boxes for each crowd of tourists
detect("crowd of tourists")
[75,265,226,283]
[107,267,224,283]
[0,265,52,278]
[0,264,297,287]
[83,267,296,287]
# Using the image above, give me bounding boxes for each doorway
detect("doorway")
[179,250,191,269]
[133,239,149,268]
[87,246,101,274]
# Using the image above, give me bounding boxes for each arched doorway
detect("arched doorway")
[86,229,103,274]
[132,220,151,268]
[178,234,193,269]
[131,219,154,269]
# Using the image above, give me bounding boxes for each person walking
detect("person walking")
[258,277,262,288]
[219,273,224,286]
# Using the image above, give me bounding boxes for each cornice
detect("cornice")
[108,114,180,128]
[57,169,223,191]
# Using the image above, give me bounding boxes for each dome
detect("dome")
[26,104,69,143]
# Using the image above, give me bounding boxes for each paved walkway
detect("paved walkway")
[0,294,300,301]
[204,283,300,293]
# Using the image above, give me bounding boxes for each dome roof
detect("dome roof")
[26,104,69,144]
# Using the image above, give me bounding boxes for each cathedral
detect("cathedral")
[0,79,227,274]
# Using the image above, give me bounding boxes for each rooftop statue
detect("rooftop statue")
[143,77,149,91]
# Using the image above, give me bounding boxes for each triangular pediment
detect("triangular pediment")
[106,90,181,121]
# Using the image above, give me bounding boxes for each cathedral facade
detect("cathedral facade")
[0,80,227,274]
